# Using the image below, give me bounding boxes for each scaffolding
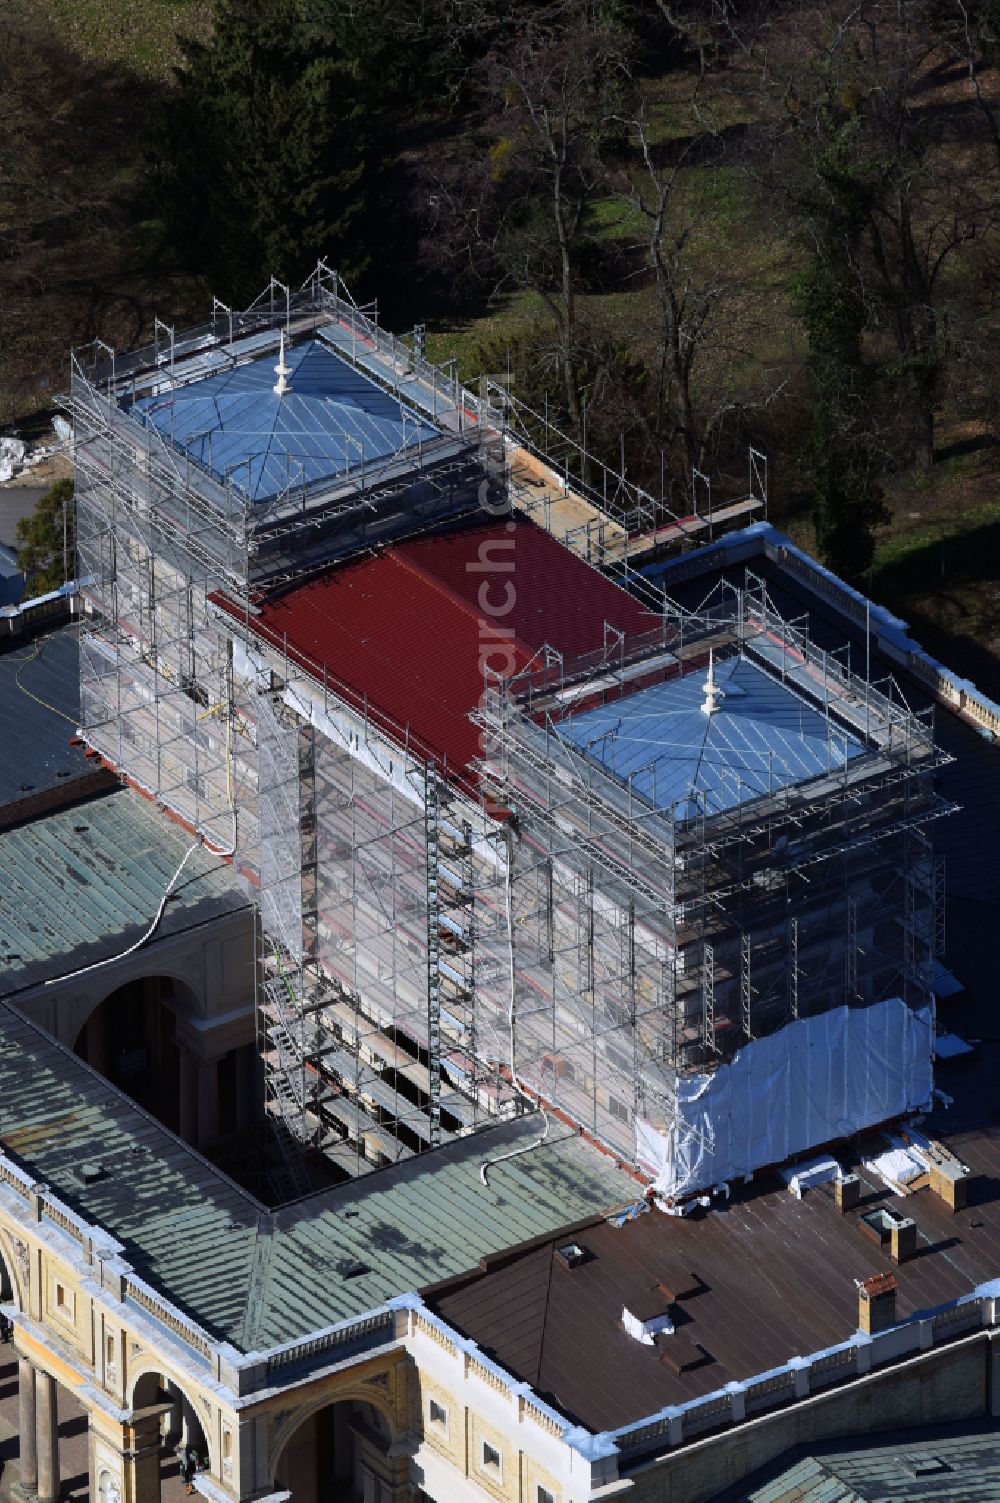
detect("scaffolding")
[68,269,500,1190]
[67,265,950,1194]
[470,573,953,1160]
[224,568,952,1182]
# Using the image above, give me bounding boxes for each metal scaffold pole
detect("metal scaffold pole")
[424,760,443,1148]
[741,932,753,1040]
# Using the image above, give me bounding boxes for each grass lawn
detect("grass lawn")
[7,0,211,76]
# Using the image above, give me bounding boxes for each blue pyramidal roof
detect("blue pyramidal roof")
[561,655,864,819]
[130,338,440,502]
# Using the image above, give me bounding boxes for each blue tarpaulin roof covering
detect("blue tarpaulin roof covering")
[130,338,440,502]
[560,655,864,819]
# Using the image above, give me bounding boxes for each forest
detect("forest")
[1,0,997,663]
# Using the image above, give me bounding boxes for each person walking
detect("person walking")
[182,1448,197,1496]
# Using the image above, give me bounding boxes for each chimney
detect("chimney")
[930,1161,970,1213]
[835,1174,861,1213]
[858,1272,897,1334]
[890,1217,917,1264]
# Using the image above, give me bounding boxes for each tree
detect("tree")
[149,0,464,307]
[766,1,996,470]
[626,105,786,502]
[488,11,635,439]
[793,151,891,576]
[421,4,634,442]
[151,1,377,303]
[16,479,75,594]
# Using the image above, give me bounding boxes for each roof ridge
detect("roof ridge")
[530,1241,557,1390]
[387,534,536,661]
[253,383,299,501]
[239,1212,277,1349]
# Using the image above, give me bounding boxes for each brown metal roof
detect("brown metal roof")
[430,1093,1000,1431]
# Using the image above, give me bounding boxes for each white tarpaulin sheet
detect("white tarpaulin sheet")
[636,998,934,1197]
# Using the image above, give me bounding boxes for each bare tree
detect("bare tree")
[623,98,786,499]
[483,8,634,437]
[761,0,998,467]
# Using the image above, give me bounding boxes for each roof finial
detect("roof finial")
[701,649,724,717]
[273,329,292,397]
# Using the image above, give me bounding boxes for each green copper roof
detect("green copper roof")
[0,1003,635,1350]
[743,1431,1000,1502]
[0,788,250,995]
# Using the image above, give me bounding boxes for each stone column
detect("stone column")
[178,1052,197,1145]
[125,1412,163,1503]
[179,1393,201,1454]
[16,1357,37,1499]
[36,1371,60,1503]
[161,1381,182,1447]
[196,1061,219,1148]
[234,1044,255,1132]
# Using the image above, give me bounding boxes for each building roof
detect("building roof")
[0,623,93,811]
[733,1427,1000,1502]
[260,1119,634,1347]
[0,1000,636,1348]
[0,786,250,995]
[560,652,863,819]
[216,516,659,787]
[430,1097,1000,1432]
[129,338,440,503]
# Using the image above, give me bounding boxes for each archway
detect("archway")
[0,1234,22,1313]
[72,975,256,1156]
[73,978,198,1137]
[0,1239,19,1493]
[131,1371,211,1503]
[273,1396,398,1503]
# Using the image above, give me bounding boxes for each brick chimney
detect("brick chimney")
[890,1217,917,1264]
[858,1272,897,1334]
[930,1160,969,1213]
[835,1174,861,1213]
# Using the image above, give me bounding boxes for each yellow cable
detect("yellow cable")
[7,639,79,726]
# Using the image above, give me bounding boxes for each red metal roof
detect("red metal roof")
[217,518,658,788]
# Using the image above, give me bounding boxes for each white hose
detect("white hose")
[44,698,239,986]
[43,839,201,986]
[480,825,550,1187]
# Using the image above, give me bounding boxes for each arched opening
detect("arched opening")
[0,1237,19,1312]
[0,1241,18,1488]
[74,975,257,1155]
[74,978,193,1135]
[274,1398,397,1503]
[131,1371,210,1503]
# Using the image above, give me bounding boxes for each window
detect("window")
[481,1441,502,1475]
[428,1399,448,1429]
[538,1489,556,1503]
[184,768,207,799]
[54,1283,74,1322]
[608,1094,631,1125]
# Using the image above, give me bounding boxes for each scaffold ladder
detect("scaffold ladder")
[424,762,443,1148]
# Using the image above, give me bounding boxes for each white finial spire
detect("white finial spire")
[701,649,724,717]
[273,329,292,396]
